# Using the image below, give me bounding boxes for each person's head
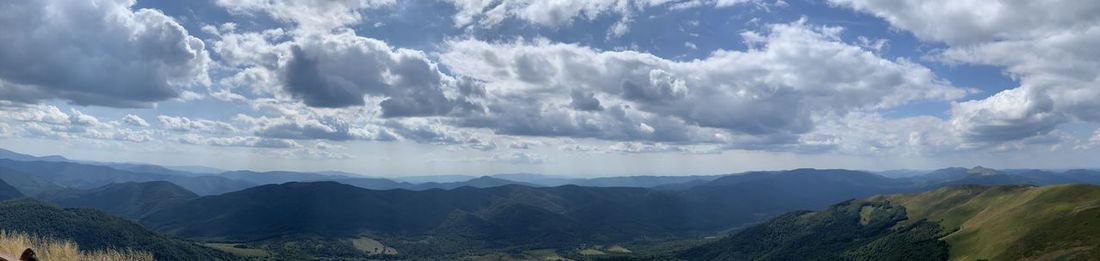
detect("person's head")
[18,249,35,261]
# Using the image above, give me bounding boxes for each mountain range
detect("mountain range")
[43,181,198,219]
[5,147,1100,259]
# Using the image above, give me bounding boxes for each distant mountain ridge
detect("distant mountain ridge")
[0,159,253,195]
[137,169,926,249]
[0,148,68,162]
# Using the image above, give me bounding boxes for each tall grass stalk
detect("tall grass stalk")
[0,230,153,261]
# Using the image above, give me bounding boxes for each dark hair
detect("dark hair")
[19,248,36,261]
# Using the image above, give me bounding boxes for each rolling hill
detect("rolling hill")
[906,166,1090,188]
[141,182,689,244]
[679,200,947,260]
[42,181,198,219]
[0,178,22,201]
[675,168,918,229]
[881,184,1100,260]
[0,167,64,196]
[678,184,1100,260]
[0,199,235,261]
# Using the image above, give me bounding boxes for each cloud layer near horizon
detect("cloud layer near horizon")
[1,0,1098,173]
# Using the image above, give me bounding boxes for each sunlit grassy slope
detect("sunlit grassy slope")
[883,184,1100,260]
[0,230,153,261]
[679,184,1100,261]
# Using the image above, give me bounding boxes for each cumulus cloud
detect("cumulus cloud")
[233,100,498,151]
[446,0,764,29]
[269,147,354,160]
[216,0,393,31]
[0,0,209,107]
[383,118,497,148]
[831,0,1100,145]
[211,26,484,117]
[0,104,152,142]
[178,134,300,148]
[442,20,965,145]
[508,140,540,150]
[158,115,238,133]
[828,0,1100,45]
[805,113,959,155]
[122,114,151,128]
[493,152,546,164]
[609,142,723,154]
[237,114,364,141]
[950,87,1065,145]
[281,31,482,116]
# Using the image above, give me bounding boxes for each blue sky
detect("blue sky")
[2,0,1099,177]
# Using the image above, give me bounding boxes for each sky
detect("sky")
[1,0,1100,177]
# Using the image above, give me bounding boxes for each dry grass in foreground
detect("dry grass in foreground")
[0,230,153,261]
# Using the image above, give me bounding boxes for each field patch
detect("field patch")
[351,236,398,255]
[203,243,270,257]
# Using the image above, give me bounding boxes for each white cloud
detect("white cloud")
[490,152,546,165]
[269,147,354,160]
[215,0,393,31]
[157,115,238,134]
[446,0,770,37]
[211,28,484,117]
[280,30,483,116]
[609,142,723,154]
[178,134,300,148]
[0,0,210,107]
[831,0,1100,144]
[0,122,11,138]
[442,20,966,145]
[122,114,151,128]
[177,90,206,101]
[314,141,345,150]
[950,87,1064,146]
[807,113,958,155]
[829,0,1100,45]
[0,104,153,143]
[237,113,365,141]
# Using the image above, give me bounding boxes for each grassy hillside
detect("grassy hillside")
[883,184,1100,260]
[678,200,947,260]
[677,184,1100,261]
[0,230,153,261]
[679,168,917,229]
[0,199,236,261]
